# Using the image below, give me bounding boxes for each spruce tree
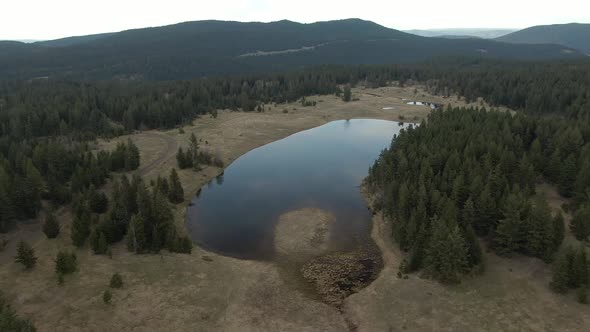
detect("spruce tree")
[551,252,570,293]
[571,205,590,241]
[524,198,554,259]
[168,168,184,204]
[55,250,77,276]
[14,241,37,269]
[124,139,140,171]
[494,207,521,256]
[127,214,146,253]
[572,246,589,288]
[90,229,108,255]
[552,212,565,251]
[0,170,15,233]
[103,290,112,304]
[559,154,577,197]
[88,186,108,214]
[110,273,123,288]
[475,187,496,235]
[71,207,91,247]
[425,217,468,283]
[343,84,352,102]
[43,212,60,239]
[156,176,170,196]
[407,223,427,272]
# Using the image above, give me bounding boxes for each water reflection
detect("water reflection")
[186,119,411,260]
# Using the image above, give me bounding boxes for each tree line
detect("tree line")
[367,107,590,283]
[2,59,588,142]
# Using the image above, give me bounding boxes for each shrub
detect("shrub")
[43,213,60,239]
[110,273,123,289]
[55,251,77,276]
[90,230,108,255]
[103,290,112,304]
[169,236,193,254]
[14,241,37,269]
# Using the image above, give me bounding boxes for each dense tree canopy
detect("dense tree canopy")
[367,107,590,281]
[1,59,588,143]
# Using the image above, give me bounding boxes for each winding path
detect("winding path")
[135,132,179,177]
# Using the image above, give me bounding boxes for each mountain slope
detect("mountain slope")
[496,23,590,52]
[0,19,584,80]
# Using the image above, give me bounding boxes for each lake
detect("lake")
[186,119,411,260]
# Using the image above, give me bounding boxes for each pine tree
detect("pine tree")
[71,207,91,247]
[343,84,352,102]
[552,212,565,251]
[43,212,60,239]
[0,167,15,232]
[150,190,174,253]
[88,186,108,214]
[559,154,577,197]
[551,252,570,293]
[176,147,192,169]
[407,222,427,272]
[55,250,77,276]
[124,139,140,171]
[524,197,554,259]
[127,214,146,253]
[425,217,468,283]
[571,205,590,241]
[494,205,521,256]
[110,273,123,288]
[14,241,37,269]
[475,186,496,236]
[547,149,562,183]
[15,160,43,219]
[90,229,108,255]
[572,245,589,288]
[156,176,170,196]
[103,290,112,304]
[168,168,184,204]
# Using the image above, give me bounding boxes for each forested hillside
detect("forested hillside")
[497,23,590,52]
[1,59,589,143]
[367,108,590,283]
[0,19,583,80]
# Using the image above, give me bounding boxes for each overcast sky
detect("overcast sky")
[2,0,589,40]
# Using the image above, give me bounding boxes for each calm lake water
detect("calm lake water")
[186,119,411,260]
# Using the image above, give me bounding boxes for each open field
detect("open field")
[1,86,588,331]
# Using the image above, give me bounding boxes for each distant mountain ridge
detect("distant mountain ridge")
[0,19,584,80]
[37,32,115,47]
[406,28,516,39]
[496,23,590,52]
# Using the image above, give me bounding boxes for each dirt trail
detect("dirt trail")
[135,132,178,177]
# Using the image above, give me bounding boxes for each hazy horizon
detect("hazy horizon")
[2,0,589,40]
